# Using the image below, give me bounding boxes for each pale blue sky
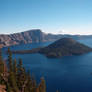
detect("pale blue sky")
[0,0,92,34]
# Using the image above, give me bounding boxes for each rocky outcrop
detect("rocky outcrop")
[0,29,92,48]
[0,29,62,48]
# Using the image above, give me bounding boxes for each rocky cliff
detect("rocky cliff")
[0,29,92,48]
[0,29,62,48]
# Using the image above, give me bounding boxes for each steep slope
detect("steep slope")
[39,38,92,58]
[0,29,62,48]
[1,29,92,48]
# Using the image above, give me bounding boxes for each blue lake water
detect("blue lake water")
[2,39,92,92]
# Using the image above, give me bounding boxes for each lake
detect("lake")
[2,39,92,92]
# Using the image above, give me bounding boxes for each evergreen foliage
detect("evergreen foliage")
[38,77,46,92]
[0,50,4,74]
[7,48,13,72]
[39,38,92,58]
[0,50,5,85]
[0,48,47,92]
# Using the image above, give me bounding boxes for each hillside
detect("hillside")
[11,38,92,58]
[39,38,92,58]
[0,29,92,48]
[0,29,62,48]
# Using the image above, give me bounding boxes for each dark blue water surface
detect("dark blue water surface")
[2,39,92,92]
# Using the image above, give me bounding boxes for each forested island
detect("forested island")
[12,38,92,58]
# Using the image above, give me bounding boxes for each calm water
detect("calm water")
[2,39,92,92]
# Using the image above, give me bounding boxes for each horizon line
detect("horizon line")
[0,29,92,36]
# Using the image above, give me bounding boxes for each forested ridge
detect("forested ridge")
[0,48,48,92]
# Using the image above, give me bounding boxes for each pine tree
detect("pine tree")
[0,49,4,74]
[0,48,48,92]
[32,75,37,88]
[0,49,4,84]
[17,58,26,91]
[17,58,24,74]
[13,59,17,76]
[6,83,12,92]
[7,48,13,72]
[8,72,19,92]
[38,77,46,92]
[31,75,37,92]
[25,70,32,92]
[7,48,19,92]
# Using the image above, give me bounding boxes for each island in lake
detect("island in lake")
[12,38,92,58]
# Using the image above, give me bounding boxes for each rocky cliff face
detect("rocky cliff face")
[0,29,62,48]
[0,29,92,48]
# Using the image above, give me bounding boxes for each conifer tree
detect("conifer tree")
[7,48,13,72]
[38,77,46,92]
[25,70,32,92]
[6,83,12,92]
[7,48,19,92]
[17,58,26,91]
[0,48,48,92]
[31,75,37,92]
[0,49,4,84]
[0,49,4,74]
[32,75,37,88]
[13,59,17,76]
[8,72,19,92]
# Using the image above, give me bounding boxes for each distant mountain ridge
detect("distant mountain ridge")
[0,29,61,48]
[0,29,92,48]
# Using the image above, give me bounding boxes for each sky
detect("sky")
[0,0,92,35]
